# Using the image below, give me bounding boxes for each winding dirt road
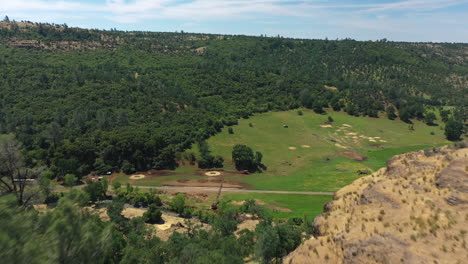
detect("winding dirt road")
[134,185,334,195]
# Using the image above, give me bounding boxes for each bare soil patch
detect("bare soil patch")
[339,151,367,161]
[301,145,311,148]
[324,85,338,91]
[320,124,332,128]
[335,143,347,149]
[205,171,221,177]
[129,174,145,180]
[288,147,297,150]
[177,179,190,183]
[236,219,260,235]
[121,208,210,241]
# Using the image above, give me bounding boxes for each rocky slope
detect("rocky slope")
[285,144,468,264]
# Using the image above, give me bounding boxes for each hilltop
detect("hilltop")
[285,143,468,263]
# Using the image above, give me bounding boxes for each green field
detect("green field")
[221,193,332,219]
[118,109,449,219]
[203,109,447,190]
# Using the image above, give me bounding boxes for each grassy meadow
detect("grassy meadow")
[118,109,449,219]
[203,109,447,191]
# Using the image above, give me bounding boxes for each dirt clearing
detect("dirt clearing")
[339,151,367,161]
[288,147,297,150]
[129,174,145,180]
[205,171,221,177]
[301,145,311,148]
[320,124,332,128]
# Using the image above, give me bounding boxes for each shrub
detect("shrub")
[122,160,136,174]
[170,194,186,215]
[143,203,163,224]
[228,127,234,134]
[132,193,147,208]
[41,170,55,180]
[112,181,122,191]
[64,173,77,186]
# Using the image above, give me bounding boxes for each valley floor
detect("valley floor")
[114,109,450,219]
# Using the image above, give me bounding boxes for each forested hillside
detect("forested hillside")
[0,20,466,178]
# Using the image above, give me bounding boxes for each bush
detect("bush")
[41,170,55,180]
[228,127,234,134]
[122,160,136,174]
[445,119,463,141]
[64,173,77,186]
[132,193,147,208]
[232,144,264,172]
[170,194,186,215]
[297,110,303,116]
[83,179,108,202]
[145,192,162,206]
[112,181,122,191]
[143,203,163,224]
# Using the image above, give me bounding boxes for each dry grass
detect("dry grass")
[285,145,468,264]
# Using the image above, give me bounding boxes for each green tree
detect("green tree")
[121,160,136,174]
[64,173,77,186]
[112,180,122,191]
[170,193,186,215]
[386,105,397,120]
[399,108,412,123]
[212,207,238,236]
[143,203,163,224]
[232,144,263,172]
[424,112,437,126]
[255,225,280,264]
[83,178,108,202]
[444,119,463,141]
[440,110,451,123]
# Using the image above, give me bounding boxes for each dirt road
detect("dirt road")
[134,186,334,195]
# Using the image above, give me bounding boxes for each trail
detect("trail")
[134,185,334,195]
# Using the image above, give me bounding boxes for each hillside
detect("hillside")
[284,143,468,264]
[0,20,466,179]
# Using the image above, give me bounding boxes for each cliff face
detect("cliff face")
[285,144,468,264]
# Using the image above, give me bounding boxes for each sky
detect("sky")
[1,0,468,42]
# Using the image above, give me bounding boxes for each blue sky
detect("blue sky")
[1,0,468,42]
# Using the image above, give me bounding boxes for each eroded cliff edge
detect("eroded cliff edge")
[285,144,468,264]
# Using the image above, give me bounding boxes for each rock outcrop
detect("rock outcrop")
[285,144,468,264]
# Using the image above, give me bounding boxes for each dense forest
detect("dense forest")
[0,20,466,179]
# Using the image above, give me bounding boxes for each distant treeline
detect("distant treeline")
[0,21,466,179]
